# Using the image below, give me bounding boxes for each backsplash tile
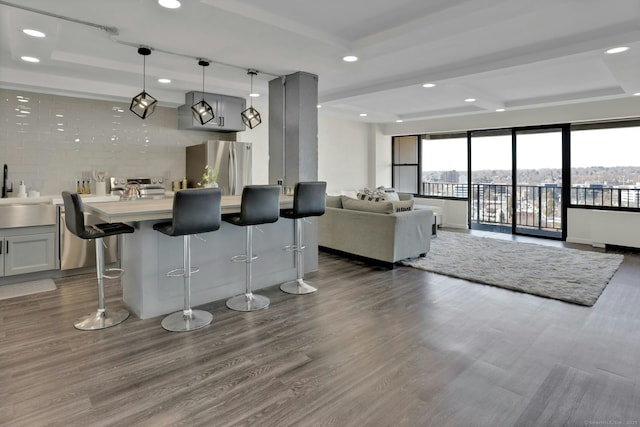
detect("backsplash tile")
[0,88,234,196]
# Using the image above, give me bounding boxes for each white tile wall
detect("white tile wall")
[0,88,235,196]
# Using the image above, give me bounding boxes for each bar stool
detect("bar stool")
[224,185,281,312]
[153,188,222,332]
[280,181,327,295]
[61,192,134,330]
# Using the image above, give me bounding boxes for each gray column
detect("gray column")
[269,71,318,188]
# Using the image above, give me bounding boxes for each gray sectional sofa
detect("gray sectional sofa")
[318,195,433,267]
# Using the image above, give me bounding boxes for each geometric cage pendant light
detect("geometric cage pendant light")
[191,59,215,125]
[241,69,262,129]
[130,47,158,119]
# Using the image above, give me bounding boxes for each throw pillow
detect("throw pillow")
[384,191,400,201]
[357,191,385,202]
[341,196,394,214]
[326,195,343,208]
[392,199,414,212]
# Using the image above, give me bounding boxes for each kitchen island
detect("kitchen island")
[84,195,318,319]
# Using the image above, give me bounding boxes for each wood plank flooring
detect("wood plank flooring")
[1,232,640,426]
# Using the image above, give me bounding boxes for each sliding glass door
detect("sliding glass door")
[469,129,513,233]
[514,127,565,238]
[469,126,567,238]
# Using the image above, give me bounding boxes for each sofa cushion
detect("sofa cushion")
[341,196,394,214]
[326,195,343,208]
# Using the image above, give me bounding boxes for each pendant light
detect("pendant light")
[191,59,215,125]
[241,69,262,129]
[130,47,158,119]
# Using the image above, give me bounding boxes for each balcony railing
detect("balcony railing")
[421,182,640,232]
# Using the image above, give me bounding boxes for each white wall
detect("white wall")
[236,94,269,185]
[318,114,371,193]
[0,88,237,196]
[567,208,640,248]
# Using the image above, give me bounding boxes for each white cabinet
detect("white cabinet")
[0,231,56,276]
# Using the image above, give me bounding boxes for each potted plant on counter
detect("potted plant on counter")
[199,165,219,188]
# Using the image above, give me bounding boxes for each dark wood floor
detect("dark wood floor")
[2,232,640,427]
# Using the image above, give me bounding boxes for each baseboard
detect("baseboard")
[319,246,397,269]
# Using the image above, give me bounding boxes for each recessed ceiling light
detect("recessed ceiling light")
[23,29,46,38]
[496,108,505,112]
[57,128,64,132]
[343,55,358,62]
[158,78,171,84]
[55,114,64,117]
[465,98,476,102]
[422,83,436,88]
[158,0,181,8]
[21,56,40,63]
[359,113,367,117]
[249,93,260,98]
[396,119,404,123]
[605,46,629,54]
[634,92,640,96]
[316,104,322,108]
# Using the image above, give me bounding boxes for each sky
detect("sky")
[422,126,640,171]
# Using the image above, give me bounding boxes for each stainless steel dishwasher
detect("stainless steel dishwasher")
[59,205,119,270]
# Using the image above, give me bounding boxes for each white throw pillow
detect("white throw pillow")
[341,196,394,214]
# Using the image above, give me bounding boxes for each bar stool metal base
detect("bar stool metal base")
[74,307,130,331]
[280,279,318,295]
[226,293,270,312]
[161,309,213,332]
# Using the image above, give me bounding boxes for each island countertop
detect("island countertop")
[84,194,294,223]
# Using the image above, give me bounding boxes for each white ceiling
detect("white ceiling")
[1,0,639,124]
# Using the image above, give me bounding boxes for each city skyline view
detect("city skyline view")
[422,126,640,171]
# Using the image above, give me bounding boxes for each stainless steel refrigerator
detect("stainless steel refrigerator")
[186,141,252,195]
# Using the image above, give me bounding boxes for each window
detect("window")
[421,133,468,198]
[571,122,640,209]
[392,135,420,193]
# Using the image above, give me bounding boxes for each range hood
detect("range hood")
[178,92,246,132]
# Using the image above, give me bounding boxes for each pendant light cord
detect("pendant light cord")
[250,73,254,107]
[142,55,146,92]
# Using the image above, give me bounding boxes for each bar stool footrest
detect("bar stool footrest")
[166,267,200,277]
[103,267,125,280]
[231,254,258,263]
[74,307,130,330]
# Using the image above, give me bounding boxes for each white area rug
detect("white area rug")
[402,231,624,306]
[0,279,57,301]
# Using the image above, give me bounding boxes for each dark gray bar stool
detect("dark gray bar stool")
[153,188,222,332]
[62,192,134,330]
[224,185,281,312]
[280,181,326,295]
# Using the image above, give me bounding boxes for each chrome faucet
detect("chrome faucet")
[2,164,12,198]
